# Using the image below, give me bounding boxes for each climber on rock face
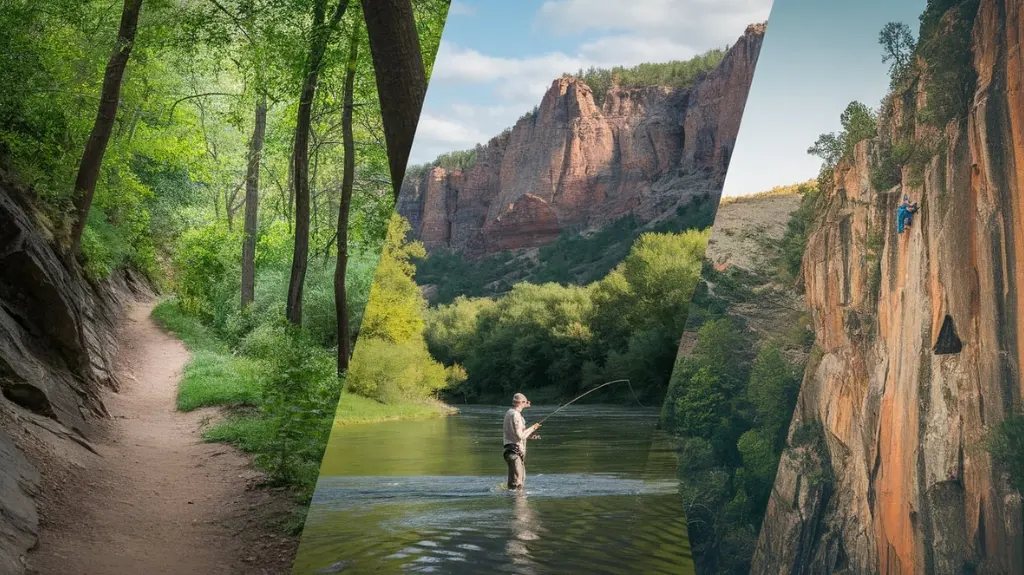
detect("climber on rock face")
[897,195,918,234]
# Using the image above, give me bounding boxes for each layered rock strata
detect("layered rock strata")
[0,177,149,573]
[753,2,1024,572]
[398,24,766,257]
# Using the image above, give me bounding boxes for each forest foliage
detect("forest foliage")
[424,228,710,405]
[416,192,718,305]
[1,0,450,509]
[569,49,728,107]
[659,5,986,568]
[659,187,818,574]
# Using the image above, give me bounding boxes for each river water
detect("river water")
[292,405,693,574]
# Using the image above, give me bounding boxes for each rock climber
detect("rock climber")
[503,393,541,490]
[897,195,918,234]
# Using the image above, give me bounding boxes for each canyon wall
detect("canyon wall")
[397,24,765,257]
[753,1,1024,573]
[0,176,148,573]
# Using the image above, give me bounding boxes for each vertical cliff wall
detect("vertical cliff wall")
[397,24,765,257]
[0,176,148,573]
[753,1,1024,573]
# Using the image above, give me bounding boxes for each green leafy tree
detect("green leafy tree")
[590,230,709,350]
[736,429,781,508]
[879,22,916,86]
[917,0,979,126]
[359,213,428,343]
[808,101,877,169]
[747,345,801,444]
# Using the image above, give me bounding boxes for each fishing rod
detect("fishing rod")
[536,379,645,425]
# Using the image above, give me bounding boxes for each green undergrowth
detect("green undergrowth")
[660,184,818,574]
[151,298,450,509]
[152,300,260,411]
[331,393,453,427]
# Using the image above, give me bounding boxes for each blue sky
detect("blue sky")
[412,0,927,196]
[411,0,773,165]
[721,0,926,196]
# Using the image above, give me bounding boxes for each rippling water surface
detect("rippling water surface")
[293,405,693,574]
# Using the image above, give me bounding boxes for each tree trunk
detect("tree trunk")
[286,137,295,232]
[285,0,350,326]
[225,180,244,231]
[361,0,426,202]
[70,0,144,255]
[335,23,360,375]
[226,187,234,231]
[241,95,267,309]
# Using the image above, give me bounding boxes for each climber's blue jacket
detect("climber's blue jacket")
[897,204,908,234]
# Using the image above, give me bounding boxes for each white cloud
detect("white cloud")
[432,42,585,87]
[409,105,527,164]
[412,0,773,165]
[415,113,488,146]
[430,41,587,112]
[450,103,525,121]
[578,35,699,66]
[536,0,772,47]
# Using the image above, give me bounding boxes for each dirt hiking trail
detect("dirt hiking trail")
[27,301,297,575]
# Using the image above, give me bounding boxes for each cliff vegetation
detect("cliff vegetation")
[751,0,1024,572]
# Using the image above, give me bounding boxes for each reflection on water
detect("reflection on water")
[293,405,693,574]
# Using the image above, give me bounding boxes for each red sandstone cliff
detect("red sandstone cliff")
[398,24,765,257]
[752,1,1024,573]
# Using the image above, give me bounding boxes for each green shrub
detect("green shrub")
[736,428,781,509]
[987,413,1024,493]
[747,345,801,444]
[80,208,133,280]
[255,328,339,489]
[918,0,979,126]
[424,296,495,365]
[346,338,449,403]
[171,223,241,319]
[774,183,820,287]
[569,49,728,107]
[871,142,903,192]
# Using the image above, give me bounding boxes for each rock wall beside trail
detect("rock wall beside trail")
[397,24,765,257]
[752,1,1024,573]
[0,176,150,574]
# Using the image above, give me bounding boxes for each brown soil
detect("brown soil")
[26,301,299,575]
[707,192,803,271]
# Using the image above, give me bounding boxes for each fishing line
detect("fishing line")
[536,379,646,425]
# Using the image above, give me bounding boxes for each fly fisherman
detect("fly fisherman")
[503,393,541,490]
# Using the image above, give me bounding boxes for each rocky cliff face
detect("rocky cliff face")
[398,24,765,257]
[753,1,1024,573]
[0,176,148,574]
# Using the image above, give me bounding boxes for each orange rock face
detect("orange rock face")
[397,25,766,257]
[753,2,1024,573]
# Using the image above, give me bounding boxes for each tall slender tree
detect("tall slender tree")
[241,94,267,308]
[361,0,426,201]
[70,0,144,255]
[286,0,350,325]
[334,22,360,375]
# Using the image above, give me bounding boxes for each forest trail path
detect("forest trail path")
[28,301,296,575]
